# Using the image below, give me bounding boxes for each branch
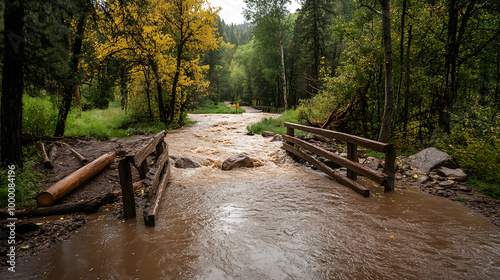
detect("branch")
[360,4,382,16]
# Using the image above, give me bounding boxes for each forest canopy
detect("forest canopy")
[1,0,499,182]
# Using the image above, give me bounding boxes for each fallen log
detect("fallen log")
[41,142,53,169]
[0,191,119,218]
[48,144,58,162]
[36,152,116,207]
[56,141,88,164]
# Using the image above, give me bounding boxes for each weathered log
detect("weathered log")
[36,152,116,207]
[40,141,53,169]
[0,191,119,218]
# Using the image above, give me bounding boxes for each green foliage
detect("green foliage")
[22,95,58,136]
[80,79,116,110]
[433,105,500,185]
[190,100,245,114]
[468,178,500,200]
[246,109,301,135]
[0,161,45,210]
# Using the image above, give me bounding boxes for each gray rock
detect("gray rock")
[262,131,275,138]
[271,134,283,142]
[357,148,367,158]
[437,167,468,182]
[222,154,254,170]
[174,157,201,169]
[404,147,458,175]
[417,175,430,184]
[439,180,455,187]
[363,157,382,170]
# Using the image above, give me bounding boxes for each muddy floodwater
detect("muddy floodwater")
[7,113,500,279]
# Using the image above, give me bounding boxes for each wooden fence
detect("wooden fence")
[118,130,171,226]
[283,122,395,197]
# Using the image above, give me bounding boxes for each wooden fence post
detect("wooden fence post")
[347,142,358,180]
[383,144,396,192]
[118,160,136,219]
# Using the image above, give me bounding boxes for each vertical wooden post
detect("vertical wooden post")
[286,127,294,145]
[155,140,164,159]
[383,144,396,192]
[118,160,136,219]
[139,160,148,179]
[347,142,358,180]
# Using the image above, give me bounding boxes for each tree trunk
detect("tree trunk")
[377,0,395,143]
[120,65,128,113]
[54,15,86,136]
[1,0,25,167]
[169,43,184,123]
[151,61,166,123]
[278,20,289,110]
[439,0,459,133]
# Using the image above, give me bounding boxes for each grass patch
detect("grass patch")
[366,150,386,159]
[246,109,302,135]
[190,100,245,114]
[453,197,467,202]
[468,177,500,200]
[0,161,45,210]
[65,106,166,140]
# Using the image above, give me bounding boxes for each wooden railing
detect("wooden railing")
[118,130,171,226]
[283,122,395,197]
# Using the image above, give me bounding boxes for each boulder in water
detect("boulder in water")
[222,154,254,170]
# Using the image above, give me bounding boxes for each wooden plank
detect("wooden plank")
[126,130,166,166]
[37,152,116,207]
[144,149,169,194]
[144,159,171,227]
[283,135,385,185]
[118,160,136,219]
[284,122,388,152]
[282,143,370,197]
[383,144,396,192]
[347,143,358,180]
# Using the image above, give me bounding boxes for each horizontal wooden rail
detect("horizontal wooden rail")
[284,122,390,153]
[283,135,386,185]
[144,159,171,227]
[284,122,395,195]
[283,143,369,197]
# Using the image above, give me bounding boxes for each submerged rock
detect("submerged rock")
[222,154,254,170]
[262,131,275,138]
[271,134,283,142]
[174,157,201,169]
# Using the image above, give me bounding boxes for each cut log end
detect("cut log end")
[37,192,55,207]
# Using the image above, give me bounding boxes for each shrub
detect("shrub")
[433,105,500,189]
[22,95,58,136]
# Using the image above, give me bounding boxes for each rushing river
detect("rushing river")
[7,112,500,279]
